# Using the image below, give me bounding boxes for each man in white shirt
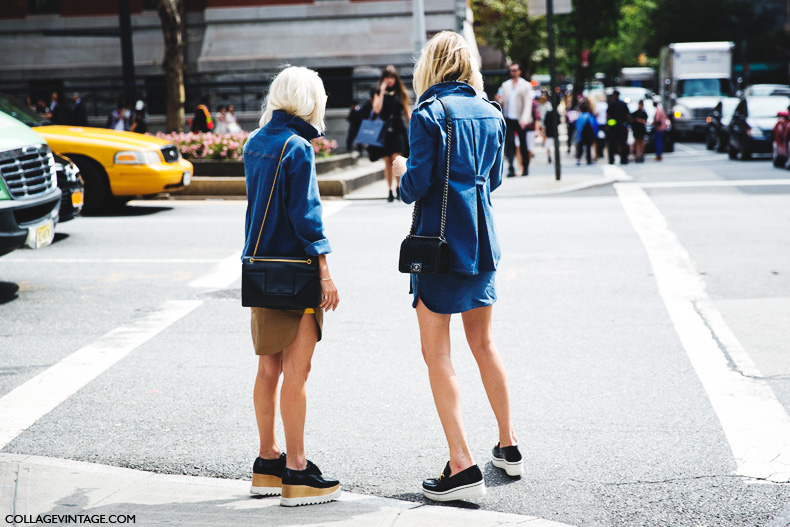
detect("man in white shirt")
[496,63,534,176]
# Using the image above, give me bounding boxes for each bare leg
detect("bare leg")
[383,154,394,192]
[461,305,518,448]
[416,299,474,475]
[391,152,402,191]
[255,353,283,459]
[281,312,318,471]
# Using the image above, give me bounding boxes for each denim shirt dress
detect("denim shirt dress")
[399,82,506,314]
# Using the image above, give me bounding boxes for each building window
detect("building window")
[28,0,59,14]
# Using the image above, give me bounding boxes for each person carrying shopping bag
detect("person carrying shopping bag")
[242,66,341,507]
[392,31,523,502]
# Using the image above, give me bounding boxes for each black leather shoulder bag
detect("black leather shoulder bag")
[241,135,321,309]
[398,97,453,275]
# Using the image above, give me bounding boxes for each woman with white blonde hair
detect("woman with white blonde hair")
[393,31,522,502]
[243,66,341,507]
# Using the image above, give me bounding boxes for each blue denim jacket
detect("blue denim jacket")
[400,82,505,275]
[242,110,331,259]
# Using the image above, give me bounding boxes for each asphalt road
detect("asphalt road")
[1,142,790,527]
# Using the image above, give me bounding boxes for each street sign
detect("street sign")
[528,0,572,16]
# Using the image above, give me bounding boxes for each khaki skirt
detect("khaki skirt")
[250,307,323,356]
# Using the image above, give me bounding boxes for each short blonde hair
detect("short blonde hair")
[412,31,483,97]
[259,66,327,132]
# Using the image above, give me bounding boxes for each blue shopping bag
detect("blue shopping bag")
[353,114,386,148]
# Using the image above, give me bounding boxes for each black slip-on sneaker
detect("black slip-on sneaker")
[422,462,486,502]
[492,442,523,477]
[280,461,341,507]
[251,453,287,496]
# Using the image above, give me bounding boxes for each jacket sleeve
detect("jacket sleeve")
[284,141,332,256]
[490,118,505,192]
[399,109,438,204]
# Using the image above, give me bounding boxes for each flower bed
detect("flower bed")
[153,131,338,160]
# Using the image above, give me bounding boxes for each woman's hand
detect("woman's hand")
[319,278,339,312]
[317,254,338,311]
[392,155,407,178]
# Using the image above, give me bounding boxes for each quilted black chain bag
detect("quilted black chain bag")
[398,98,453,275]
[241,135,321,309]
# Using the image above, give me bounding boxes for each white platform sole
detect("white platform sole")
[250,485,281,496]
[422,480,486,502]
[492,456,524,477]
[280,486,342,507]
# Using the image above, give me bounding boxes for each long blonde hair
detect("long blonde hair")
[412,31,483,97]
[259,66,327,132]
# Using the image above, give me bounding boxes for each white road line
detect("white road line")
[0,258,222,264]
[615,183,790,483]
[675,143,700,153]
[188,200,350,289]
[639,179,790,189]
[601,164,633,182]
[0,300,202,449]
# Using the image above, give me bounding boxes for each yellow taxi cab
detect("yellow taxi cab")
[0,94,192,212]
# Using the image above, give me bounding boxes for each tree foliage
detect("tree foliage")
[472,0,546,76]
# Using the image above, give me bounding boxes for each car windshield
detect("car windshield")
[747,97,790,118]
[677,79,729,97]
[747,85,790,96]
[0,95,49,127]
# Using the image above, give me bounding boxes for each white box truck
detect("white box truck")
[659,42,734,137]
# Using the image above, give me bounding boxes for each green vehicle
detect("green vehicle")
[0,110,61,257]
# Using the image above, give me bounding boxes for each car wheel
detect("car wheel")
[715,134,727,153]
[69,156,110,214]
[705,132,715,150]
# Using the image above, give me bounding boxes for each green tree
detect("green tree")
[472,0,547,77]
[591,0,659,77]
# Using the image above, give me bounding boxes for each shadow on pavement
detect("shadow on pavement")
[0,282,19,305]
[387,492,482,510]
[84,204,174,217]
[52,232,70,245]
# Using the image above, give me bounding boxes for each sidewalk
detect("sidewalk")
[1,454,576,527]
[344,140,629,201]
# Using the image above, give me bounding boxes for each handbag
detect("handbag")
[353,110,386,148]
[398,98,453,275]
[241,135,322,309]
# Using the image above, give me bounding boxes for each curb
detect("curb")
[0,454,578,527]
[174,160,384,198]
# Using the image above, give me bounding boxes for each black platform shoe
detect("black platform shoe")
[280,461,341,507]
[422,462,486,502]
[491,442,524,477]
[250,453,287,496]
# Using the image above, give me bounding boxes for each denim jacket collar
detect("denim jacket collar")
[418,81,477,105]
[269,110,323,140]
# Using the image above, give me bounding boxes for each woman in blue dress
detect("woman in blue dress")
[393,31,523,502]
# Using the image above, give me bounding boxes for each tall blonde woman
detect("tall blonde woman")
[243,66,341,507]
[393,32,522,502]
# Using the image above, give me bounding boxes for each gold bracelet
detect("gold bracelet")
[320,277,332,281]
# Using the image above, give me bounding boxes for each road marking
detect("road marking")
[639,179,790,189]
[189,200,350,289]
[615,183,790,483]
[0,258,222,264]
[0,300,202,449]
[675,143,700,153]
[602,164,633,182]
